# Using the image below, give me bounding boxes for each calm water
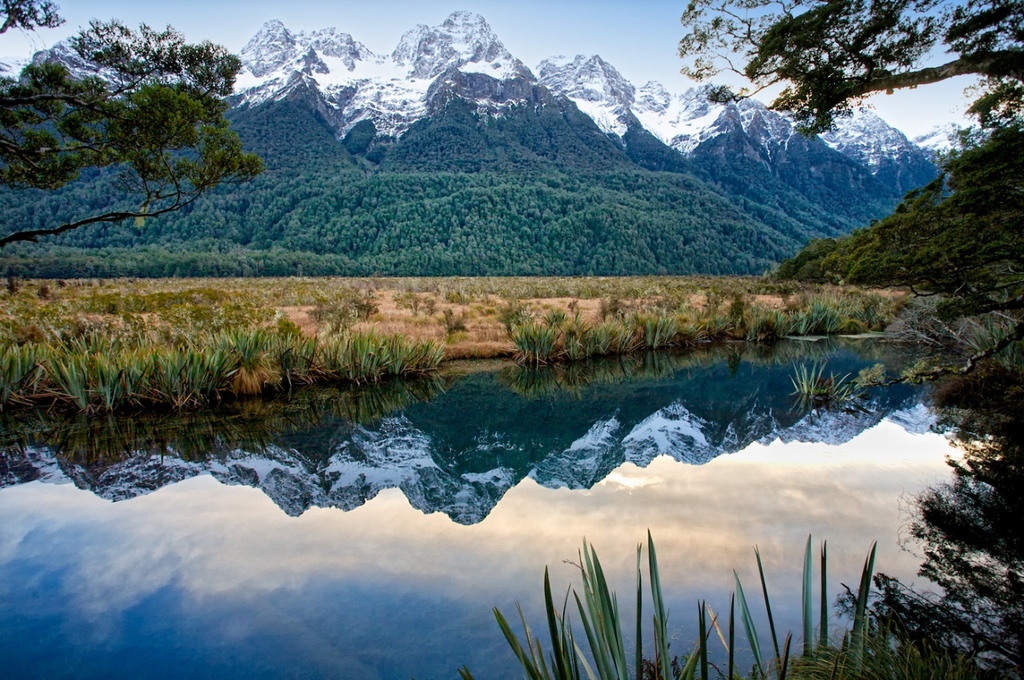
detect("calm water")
[0,341,958,679]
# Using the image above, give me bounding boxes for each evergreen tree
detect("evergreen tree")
[0,4,263,247]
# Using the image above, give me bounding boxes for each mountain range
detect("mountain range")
[0,12,946,277]
[1,361,932,525]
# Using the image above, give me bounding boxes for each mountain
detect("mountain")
[538,56,937,199]
[0,56,25,78]
[232,11,535,140]
[0,375,928,525]
[0,12,940,278]
[913,123,963,157]
[820,107,938,194]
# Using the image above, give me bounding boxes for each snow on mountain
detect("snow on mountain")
[821,107,925,170]
[537,55,635,136]
[632,83,732,153]
[537,53,935,188]
[767,403,889,447]
[392,10,529,81]
[21,11,934,177]
[913,123,962,155]
[2,391,933,524]
[0,56,26,78]
[530,416,623,489]
[622,402,718,466]
[884,404,937,435]
[536,55,803,156]
[233,11,533,138]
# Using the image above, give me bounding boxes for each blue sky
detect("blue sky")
[1,0,974,137]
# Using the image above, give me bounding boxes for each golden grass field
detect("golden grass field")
[0,275,904,360]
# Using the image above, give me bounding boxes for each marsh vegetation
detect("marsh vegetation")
[0,276,905,414]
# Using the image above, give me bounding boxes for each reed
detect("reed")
[793,298,845,336]
[746,305,793,343]
[272,334,320,389]
[543,309,569,328]
[147,347,235,409]
[218,328,281,396]
[0,345,41,410]
[468,532,704,680]
[319,332,385,384]
[471,535,952,680]
[511,322,561,366]
[634,313,678,350]
[790,362,858,409]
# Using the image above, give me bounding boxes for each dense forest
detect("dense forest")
[0,93,902,277]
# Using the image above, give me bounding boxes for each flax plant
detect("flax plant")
[511,323,561,366]
[0,345,42,410]
[789,362,858,410]
[471,535,906,680]
[218,328,281,396]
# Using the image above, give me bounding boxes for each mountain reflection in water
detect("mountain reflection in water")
[2,342,928,523]
[0,341,963,679]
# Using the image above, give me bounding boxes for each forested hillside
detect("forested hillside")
[0,94,900,277]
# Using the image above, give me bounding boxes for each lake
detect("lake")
[0,341,960,679]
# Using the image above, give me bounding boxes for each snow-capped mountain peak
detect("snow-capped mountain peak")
[536,53,636,136]
[231,12,536,139]
[392,11,528,81]
[913,123,962,155]
[821,106,918,170]
[536,54,634,107]
[240,20,299,78]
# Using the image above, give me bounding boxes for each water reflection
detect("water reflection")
[1,342,926,524]
[874,365,1024,676]
[0,340,956,679]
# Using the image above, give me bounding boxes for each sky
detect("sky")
[0,0,976,137]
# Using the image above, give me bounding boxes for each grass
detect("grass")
[0,276,906,411]
[789,362,860,410]
[462,536,979,680]
[0,327,444,413]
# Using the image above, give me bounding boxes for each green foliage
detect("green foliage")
[0,86,903,277]
[475,534,704,680]
[817,126,1024,322]
[471,536,935,680]
[790,361,859,409]
[1,2,62,34]
[774,239,838,283]
[0,322,443,412]
[0,19,263,247]
[679,0,1024,134]
[683,0,1023,373]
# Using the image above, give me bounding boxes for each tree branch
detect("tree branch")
[0,195,197,248]
[843,52,1022,99]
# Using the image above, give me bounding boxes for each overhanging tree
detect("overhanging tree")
[679,0,1024,372]
[0,3,262,247]
[679,0,1024,132]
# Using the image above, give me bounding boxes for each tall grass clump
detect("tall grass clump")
[790,361,859,410]
[634,313,679,350]
[745,305,793,343]
[147,347,235,409]
[217,328,281,396]
[0,345,41,410]
[461,532,705,680]
[511,322,561,366]
[465,536,973,680]
[319,331,445,384]
[272,334,320,389]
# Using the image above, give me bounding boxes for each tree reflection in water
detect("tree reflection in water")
[875,364,1024,676]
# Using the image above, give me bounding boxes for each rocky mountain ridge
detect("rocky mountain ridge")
[220,13,934,191]
[2,12,946,277]
[1,399,932,525]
